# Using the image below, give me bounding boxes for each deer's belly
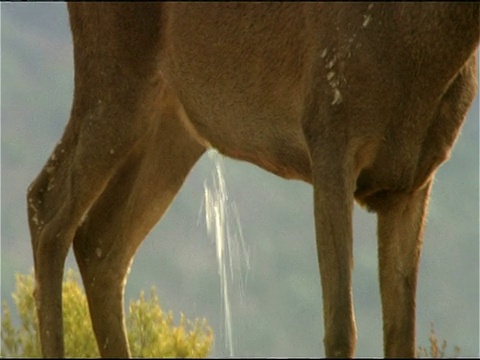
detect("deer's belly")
[159,3,315,181]
[176,90,313,182]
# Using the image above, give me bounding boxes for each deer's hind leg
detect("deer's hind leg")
[27,92,156,358]
[72,94,205,358]
[27,4,175,357]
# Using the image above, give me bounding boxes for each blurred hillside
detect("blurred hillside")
[1,3,478,357]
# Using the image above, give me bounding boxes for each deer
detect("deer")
[27,2,479,358]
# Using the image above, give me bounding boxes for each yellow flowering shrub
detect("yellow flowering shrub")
[1,269,213,358]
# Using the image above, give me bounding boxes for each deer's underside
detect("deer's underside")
[27,2,479,358]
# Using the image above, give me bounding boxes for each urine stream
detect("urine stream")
[203,150,250,357]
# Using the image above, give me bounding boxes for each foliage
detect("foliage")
[127,289,212,358]
[1,269,213,358]
[417,323,460,358]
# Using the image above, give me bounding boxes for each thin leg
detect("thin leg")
[307,140,357,358]
[27,98,150,358]
[377,181,432,358]
[73,99,204,357]
[28,3,166,355]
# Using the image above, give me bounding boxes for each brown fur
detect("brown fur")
[27,3,479,358]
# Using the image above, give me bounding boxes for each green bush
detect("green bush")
[1,269,213,358]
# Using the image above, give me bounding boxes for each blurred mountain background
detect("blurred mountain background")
[1,3,478,357]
